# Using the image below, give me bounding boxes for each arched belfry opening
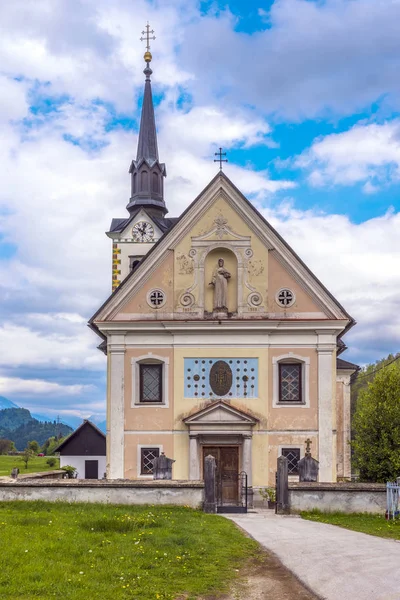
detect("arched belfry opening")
[205,248,238,314]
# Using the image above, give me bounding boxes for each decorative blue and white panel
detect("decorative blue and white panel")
[184,358,258,399]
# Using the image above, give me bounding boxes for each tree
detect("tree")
[352,364,400,482]
[28,440,39,454]
[20,447,35,470]
[0,439,15,454]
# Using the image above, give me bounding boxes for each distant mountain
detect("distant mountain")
[0,396,19,410]
[0,408,73,450]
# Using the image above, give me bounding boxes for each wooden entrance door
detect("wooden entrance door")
[203,446,239,504]
[85,460,98,479]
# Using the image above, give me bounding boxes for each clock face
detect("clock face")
[132,221,154,243]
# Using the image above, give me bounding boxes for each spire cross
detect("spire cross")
[140,22,156,52]
[214,147,228,171]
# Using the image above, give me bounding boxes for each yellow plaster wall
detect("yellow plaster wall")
[268,252,327,315]
[268,348,318,430]
[173,346,269,430]
[124,348,174,431]
[173,433,189,480]
[173,195,269,310]
[119,251,174,315]
[266,434,318,486]
[252,433,270,486]
[124,434,174,479]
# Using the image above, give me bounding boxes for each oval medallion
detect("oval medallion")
[209,360,233,397]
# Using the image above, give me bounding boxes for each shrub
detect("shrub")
[46,457,56,468]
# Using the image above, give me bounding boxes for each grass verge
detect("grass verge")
[301,510,400,541]
[0,501,258,599]
[0,455,60,476]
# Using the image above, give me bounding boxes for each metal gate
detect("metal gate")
[386,481,400,519]
[216,471,248,513]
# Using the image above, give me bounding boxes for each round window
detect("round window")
[275,288,295,308]
[147,289,166,309]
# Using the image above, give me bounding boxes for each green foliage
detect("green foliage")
[20,447,35,469]
[0,502,258,600]
[259,487,276,502]
[28,440,40,453]
[0,438,15,455]
[0,408,72,450]
[46,457,57,468]
[44,435,67,455]
[61,465,77,479]
[302,510,400,541]
[352,363,400,482]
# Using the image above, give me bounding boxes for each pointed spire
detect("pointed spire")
[127,24,167,218]
[136,60,159,163]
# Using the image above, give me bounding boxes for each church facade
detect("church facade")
[89,43,358,495]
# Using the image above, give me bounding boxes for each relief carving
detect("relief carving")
[248,259,264,277]
[176,253,194,274]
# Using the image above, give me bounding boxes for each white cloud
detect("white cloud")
[0,377,93,396]
[261,204,400,364]
[0,317,105,370]
[297,120,400,188]
[181,0,400,119]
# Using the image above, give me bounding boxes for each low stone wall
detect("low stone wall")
[289,482,386,514]
[18,470,66,480]
[0,479,204,508]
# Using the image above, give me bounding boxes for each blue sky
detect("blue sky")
[0,0,399,423]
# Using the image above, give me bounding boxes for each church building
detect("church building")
[89,34,358,498]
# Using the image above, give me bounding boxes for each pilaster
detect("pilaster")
[317,332,336,482]
[189,434,200,480]
[108,335,125,479]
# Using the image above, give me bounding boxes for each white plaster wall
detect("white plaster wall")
[289,488,386,514]
[60,456,106,479]
[0,482,204,507]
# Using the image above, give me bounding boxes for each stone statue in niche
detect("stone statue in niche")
[209,258,231,310]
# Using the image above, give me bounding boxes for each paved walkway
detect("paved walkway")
[226,510,400,600]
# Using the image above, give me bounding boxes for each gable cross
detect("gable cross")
[305,438,312,456]
[214,147,228,171]
[140,22,156,51]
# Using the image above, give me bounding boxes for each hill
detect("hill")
[0,396,19,410]
[0,408,73,450]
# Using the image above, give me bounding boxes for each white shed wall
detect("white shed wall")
[60,456,106,479]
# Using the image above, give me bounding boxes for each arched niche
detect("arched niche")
[141,170,148,192]
[204,248,237,314]
[152,172,159,194]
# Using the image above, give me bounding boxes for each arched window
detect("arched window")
[131,354,169,408]
[272,354,310,408]
[141,170,148,192]
[152,172,159,193]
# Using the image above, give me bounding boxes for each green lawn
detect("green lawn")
[0,501,258,600]
[0,455,60,477]
[301,510,400,541]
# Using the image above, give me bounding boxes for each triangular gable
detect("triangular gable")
[55,420,106,456]
[90,172,354,326]
[183,400,258,425]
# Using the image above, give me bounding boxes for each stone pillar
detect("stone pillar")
[276,455,289,514]
[189,435,200,480]
[108,336,125,479]
[203,454,217,513]
[242,434,253,508]
[342,372,352,479]
[317,337,336,482]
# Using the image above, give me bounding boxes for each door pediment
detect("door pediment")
[183,400,258,433]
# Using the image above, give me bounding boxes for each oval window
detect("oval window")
[209,360,233,396]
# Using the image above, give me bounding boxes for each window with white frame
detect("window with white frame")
[131,355,169,408]
[272,354,310,408]
[140,447,160,475]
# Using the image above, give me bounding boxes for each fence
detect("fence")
[386,480,400,519]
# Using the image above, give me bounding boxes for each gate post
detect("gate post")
[276,455,290,514]
[203,454,217,513]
